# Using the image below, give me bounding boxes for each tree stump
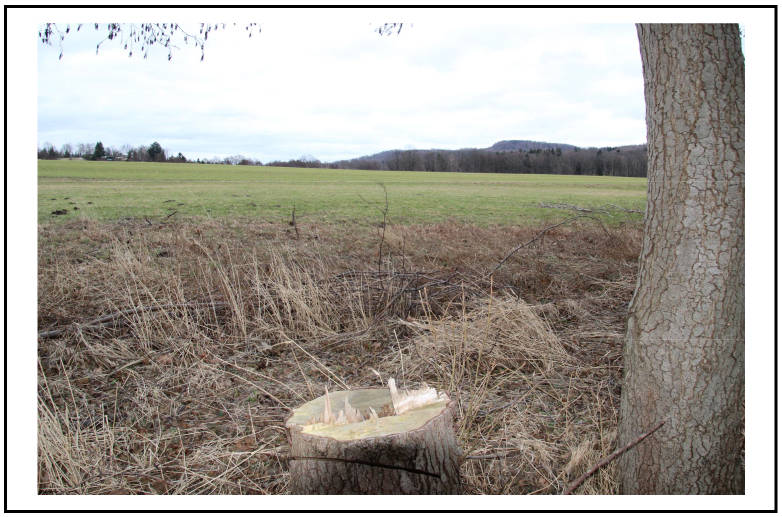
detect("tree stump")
[285,380,461,494]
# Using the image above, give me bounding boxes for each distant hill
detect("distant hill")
[486,140,578,152]
[324,139,648,177]
[350,139,637,162]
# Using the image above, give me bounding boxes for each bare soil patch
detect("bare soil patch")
[38,217,641,495]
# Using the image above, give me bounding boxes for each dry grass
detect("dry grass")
[37,216,641,495]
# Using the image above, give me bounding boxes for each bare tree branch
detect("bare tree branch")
[562,421,665,495]
[489,215,611,277]
[38,22,260,61]
[38,301,228,339]
[375,23,406,36]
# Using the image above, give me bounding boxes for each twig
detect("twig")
[199,358,291,410]
[604,203,643,214]
[289,203,299,240]
[38,301,228,339]
[377,183,388,272]
[539,202,604,214]
[491,216,589,276]
[358,184,390,272]
[105,358,146,377]
[489,215,612,277]
[464,450,523,461]
[562,420,665,495]
[539,202,643,216]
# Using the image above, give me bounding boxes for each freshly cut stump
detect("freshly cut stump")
[285,382,461,494]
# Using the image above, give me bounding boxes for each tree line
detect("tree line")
[202,145,648,177]
[37,141,186,163]
[329,145,647,177]
[39,140,647,177]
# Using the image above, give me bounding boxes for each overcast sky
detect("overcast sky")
[37,13,648,162]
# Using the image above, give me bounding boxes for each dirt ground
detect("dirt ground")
[37,216,642,495]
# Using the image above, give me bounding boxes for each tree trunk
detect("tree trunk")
[619,24,744,494]
[285,385,461,494]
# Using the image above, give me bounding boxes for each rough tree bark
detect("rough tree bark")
[619,24,744,494]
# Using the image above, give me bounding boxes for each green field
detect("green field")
[38,160,646,225]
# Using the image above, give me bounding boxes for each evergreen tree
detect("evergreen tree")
[148,141,164,161]
[93,141,105,159]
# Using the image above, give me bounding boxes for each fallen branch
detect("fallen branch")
[603,203,644,214]
[489,215,610,277]
[562,420,665,495]
[38,301,228,339]
[539,202,605,214]
[464,450,523,461]
[104,358,146,378]
[539,202,643,215]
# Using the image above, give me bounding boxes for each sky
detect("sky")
[37,13,648,163]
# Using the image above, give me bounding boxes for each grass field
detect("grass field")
[37,158,647,496]
[38,160,646,225]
